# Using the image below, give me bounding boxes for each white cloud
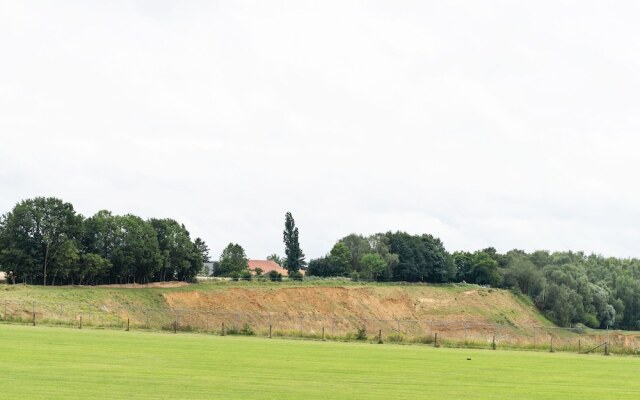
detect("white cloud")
[2,1,640,259]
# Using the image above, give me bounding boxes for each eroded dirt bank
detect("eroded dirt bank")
[163,285,543,326]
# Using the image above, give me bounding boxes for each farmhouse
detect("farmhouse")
[247,260,289,276]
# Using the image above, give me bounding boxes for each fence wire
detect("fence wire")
[1,299,638,355]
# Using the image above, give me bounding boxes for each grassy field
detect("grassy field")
[1,324,638,399]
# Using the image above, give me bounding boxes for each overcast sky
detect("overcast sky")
[2,1,640,260]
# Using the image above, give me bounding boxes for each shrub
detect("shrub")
[226,326,239,335]
[355,326,367,340]
[288,271,303,281]
[241,270,252,281]
[385,334,404,343]
[582,315,599,329]
[268,270,282,282]
[239,323,254,336]
[572,323,589,334]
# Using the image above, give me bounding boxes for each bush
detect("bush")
[355,326,367,340]
[289,271,303,281]
[241,270,252,281]
[572,323,589,334]
[226,326,238,335]
[229,272,240,281]
[268,270,282,282]
[582,314,599,329]
[239,323,254,335]
[350,272,360,282]
[385,333,404,343]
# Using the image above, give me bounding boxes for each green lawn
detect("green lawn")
[0,324,638,399]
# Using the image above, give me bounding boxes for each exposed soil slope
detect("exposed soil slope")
[0,282,548,332]
[163,285,544,327]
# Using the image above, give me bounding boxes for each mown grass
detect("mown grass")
[1,324,639,399]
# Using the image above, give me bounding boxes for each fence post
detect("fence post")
[269,323,272,339]
[578,339,581,353]
[378,329,383,344]
[221,322,226,336]
[32,311,36,326]
[550,337,554,353]
[605,342,610,356]
[492,335,496,350]
[434,333,438,347]
[126,318,130,332]
[322,325,325,341]
[79,316,82,329]
[173,315,178,334]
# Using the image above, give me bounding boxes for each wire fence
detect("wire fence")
[1,298,639,356]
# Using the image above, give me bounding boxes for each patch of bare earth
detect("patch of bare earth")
[162,286,544,337]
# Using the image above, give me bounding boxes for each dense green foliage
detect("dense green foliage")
[453,250,501,286]
[501,250,640,330]
[308,232,640,330]
[0,197,205,284]
[194,238,210,263]
[308,232,453,283]
[216,243,248,277]
[2,324,639,400]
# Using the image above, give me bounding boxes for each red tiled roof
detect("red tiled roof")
[247,260,289,276]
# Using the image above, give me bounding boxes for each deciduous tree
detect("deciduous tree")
[218,243,248,276]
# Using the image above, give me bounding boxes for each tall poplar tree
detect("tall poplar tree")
[283,212,305,274]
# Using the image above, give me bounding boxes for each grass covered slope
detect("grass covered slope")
[1,324,639,400]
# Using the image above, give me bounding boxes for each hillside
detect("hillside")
[0,281,544,323]
[3,281,639,352]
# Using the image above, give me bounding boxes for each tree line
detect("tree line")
[0,197,208,285]
[307,233,640,330]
